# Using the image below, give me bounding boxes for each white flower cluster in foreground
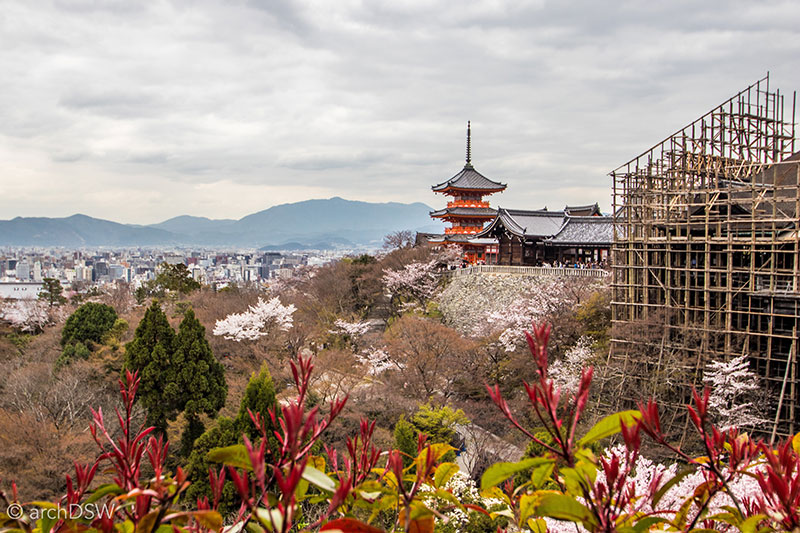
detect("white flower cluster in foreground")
[213,297,296,342]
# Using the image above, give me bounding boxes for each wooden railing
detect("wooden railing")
[442,265,611,279]
[447,200,490,208]
[444,227,482,234]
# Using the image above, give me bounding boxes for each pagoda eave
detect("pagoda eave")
[435,186,505,195]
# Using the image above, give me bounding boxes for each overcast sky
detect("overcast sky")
[1,0,799,224]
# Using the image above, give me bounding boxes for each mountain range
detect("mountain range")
[0,197,440,248]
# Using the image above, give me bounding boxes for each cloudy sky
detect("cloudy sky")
[1,0,799,224]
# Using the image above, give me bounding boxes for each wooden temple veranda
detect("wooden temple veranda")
[606,75,800,440]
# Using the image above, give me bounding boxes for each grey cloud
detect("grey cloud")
[0,0,799,223]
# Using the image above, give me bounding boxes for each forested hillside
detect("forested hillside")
[0,245,795,533]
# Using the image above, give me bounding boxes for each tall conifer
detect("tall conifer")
[174,308,227,455]
[124,301,177,433]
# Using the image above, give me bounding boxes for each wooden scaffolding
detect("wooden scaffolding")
[608,75,799,440]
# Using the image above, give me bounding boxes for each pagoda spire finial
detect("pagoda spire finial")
[465,121,473,169]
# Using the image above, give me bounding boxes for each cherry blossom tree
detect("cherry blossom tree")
[438,274,594,351]
[329,319,371,339]
[550,336,595,395]
[703,354,765,430]
[355,347,395,376]
[382,259,439,310]
[212,296,296,342]
[0,299,51,333]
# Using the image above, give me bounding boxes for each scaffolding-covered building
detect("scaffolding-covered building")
[607,75,799,440]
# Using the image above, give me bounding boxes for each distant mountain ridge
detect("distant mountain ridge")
[0,198,440,248]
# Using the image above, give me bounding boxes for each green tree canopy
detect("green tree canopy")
[174,309,227,455]
[40,278,66,307]
[154,262,201,294]
[124,301,178,433]
[61,302,118,347]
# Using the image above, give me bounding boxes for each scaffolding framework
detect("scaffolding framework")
[608,75,799,439]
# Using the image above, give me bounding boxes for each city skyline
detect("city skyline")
[2,1,799,224]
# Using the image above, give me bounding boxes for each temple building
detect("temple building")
[476,206,612,266]
[424,122,506,263]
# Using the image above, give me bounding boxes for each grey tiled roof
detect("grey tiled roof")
[478,208,566,238]
[564,203,601,216]
[546,216,613,245]
[432,165,507,192]
[421,233,497,244]
[430,207,497,217]
[477,208,613,244]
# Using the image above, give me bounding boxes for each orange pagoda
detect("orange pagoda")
[429,122,506,264]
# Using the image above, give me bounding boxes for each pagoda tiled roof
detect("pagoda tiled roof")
[429,207,497,218]
[432,164,507,192]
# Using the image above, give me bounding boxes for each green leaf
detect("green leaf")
[115,520,135,533]
[530,462,555,488]
[481,457,551,490]
[434,462,459,488]
[632,516,668,532]
[527,518,547,533]
[188,510,222,530]
[302,465,336,493]
[38,513,57,533]
[135,511,159,533]
[578,410,641,447]
[738,514,768,533]
[254,507,286,532]
[535,492,594,526]
[207,444,252,470]
[519,493,541,524]
[85,483,124,504]
[433,488,463,510]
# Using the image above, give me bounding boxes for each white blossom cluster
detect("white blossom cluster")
[0,299,51,333]
[355,347,395,375]
[382,260,439,303]
[703,355,765,430]
[439,275,587,351]
[595,445,763,520]
[549,336,595,395]
[212,297,296,342]
[420,470,508,530]
[328,319,371,339]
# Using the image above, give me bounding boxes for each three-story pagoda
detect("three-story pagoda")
[430,122,506,263]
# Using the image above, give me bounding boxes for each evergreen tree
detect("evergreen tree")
[173,309,227,456]
[124,301,177,434]
[183,363,279,513]
[393,416,418,467]
[61,302,118,347]
[40,277,66,307]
